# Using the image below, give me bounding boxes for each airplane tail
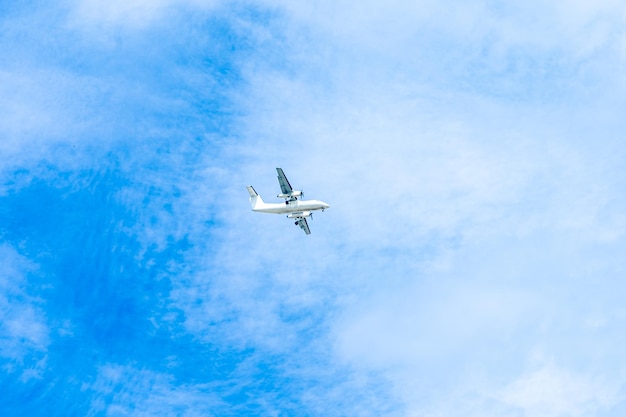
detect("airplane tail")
[246,186,265,209]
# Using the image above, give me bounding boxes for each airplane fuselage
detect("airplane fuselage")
[252,199,330,214]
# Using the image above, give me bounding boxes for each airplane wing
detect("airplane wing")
[276,168,294,196]
[296,217,311,235]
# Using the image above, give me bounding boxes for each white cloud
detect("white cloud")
[389,361,626,417]
[0,67,132,193]
[262,0,626,57]
[0,244,49,379]
[498,364,623,417]
[86,364,225,417]
[0,70,78,161]
[206,2,626,413]
[68,0,220,29]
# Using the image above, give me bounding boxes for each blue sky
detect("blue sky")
[2,1,626,416]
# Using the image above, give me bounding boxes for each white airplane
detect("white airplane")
[247,168,330,234]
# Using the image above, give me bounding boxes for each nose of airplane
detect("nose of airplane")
[323,203,330,209]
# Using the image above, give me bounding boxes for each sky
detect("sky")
[2,0,626,416]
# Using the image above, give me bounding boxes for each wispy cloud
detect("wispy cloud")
[498,363,623,417]
[68,0,221,29]
[86,363,225,417]
[0,244,49,380]
[199,1,626,414]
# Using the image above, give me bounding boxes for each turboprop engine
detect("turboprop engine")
[287,211,311,219]
[277,190,302,199]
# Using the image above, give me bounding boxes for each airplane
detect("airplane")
[247,168,330,234]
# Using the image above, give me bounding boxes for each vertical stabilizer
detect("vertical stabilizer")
[246,186,265,209]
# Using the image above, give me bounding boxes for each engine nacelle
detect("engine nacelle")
[287,211,311,219]
[277,190,302,198]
